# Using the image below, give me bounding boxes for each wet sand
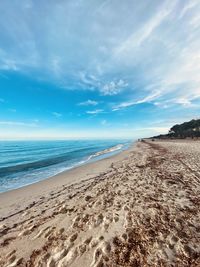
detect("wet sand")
[0,140,200,266]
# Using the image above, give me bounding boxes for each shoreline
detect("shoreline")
[0,139,200,267]
[0,141,135,218]
[0,140,132,195]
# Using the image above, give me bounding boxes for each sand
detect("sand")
[0,140,200,267]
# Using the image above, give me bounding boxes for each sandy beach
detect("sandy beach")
[0,140,200,267]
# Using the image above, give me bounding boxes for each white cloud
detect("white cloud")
[174,98,193,107]
[153,102,170,109]
[0,58,20,71]
[179,0,200,19]
[101,119,107,125]
[113,91,161,110]
[52,112,62,118]
[51,56,62,76]
[86,109,103,114]
[134,127,169,134]
[153,92,200,109]
[78,72,98,88]
[100,79,128,96]
[0,121,37,127]
[78,99,98,106]
[114,1,176,55]
[78,72,128,96]
[0,0,200,115]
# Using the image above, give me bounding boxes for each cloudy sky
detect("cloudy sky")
[0,0,200,139]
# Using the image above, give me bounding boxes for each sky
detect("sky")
[0,0,200,140]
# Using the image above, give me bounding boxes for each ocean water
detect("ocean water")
[0,139,131,193]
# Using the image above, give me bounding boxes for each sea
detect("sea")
[0,139,132,193]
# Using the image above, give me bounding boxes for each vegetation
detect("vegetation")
[152,119,200,139]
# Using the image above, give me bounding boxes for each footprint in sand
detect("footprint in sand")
[90,238,99,248]
[33,226,55,240]
[94,213,104,227]
[57,247,78,267]
[0,224,8,235]
[5,257,23,267]
[84,236,93,245]
[47,241,76,267]
[91,241,112,267]
[113,213,119,222]
[78,243,87,255]
[69,232,78,243]
[58,204,68,214]
[47,248,68,267]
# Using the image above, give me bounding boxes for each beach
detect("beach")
[0,140,200,266]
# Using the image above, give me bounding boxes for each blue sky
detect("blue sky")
[0,0,200,139]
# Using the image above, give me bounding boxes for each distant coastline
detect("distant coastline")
[150,119,200,140]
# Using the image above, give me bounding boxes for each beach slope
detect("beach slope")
[0,140,200,266]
